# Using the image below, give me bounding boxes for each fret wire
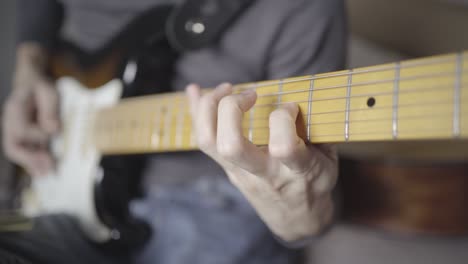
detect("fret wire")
[306,79,314,141]
[248,84,257,142]
[344,70,352,141]
[392,62,401,139]
[164,101,173,148]
[254,71,458,99]
[103,120,464,148]
[251,83,462,108]
[140,103,468,134]
[175,100,185,147]
[239,99,462,123]
[100,96,465,138]
[95,52,468,151]
[245,111,462,130]
[151,105,162,149]
[247,127,457,140]
[126,107,468,136]
[231,55,457,91]
[115,69,467,109]
[278,79,283,104]
[103,125,462,152]
[453,52,463,137]
[114,55,466,108]
[96,98,463,127]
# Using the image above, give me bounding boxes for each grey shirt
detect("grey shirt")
[18,0,346,263]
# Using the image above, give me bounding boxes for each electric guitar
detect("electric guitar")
[8,2,468,248]
[21,48,467,244]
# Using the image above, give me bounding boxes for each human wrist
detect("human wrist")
[271,200,336,247]
[16,42,49,74]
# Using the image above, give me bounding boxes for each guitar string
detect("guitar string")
[115,54,467,105]
[254,71,464,99]
[95,109,467,146]
[251,84,462,108]
[93,55,467,145]
[246,113,465,130]
[234,54,467,91]
[248,100,457,122]
[100,110,466,134]
[246,127,459,140]
[96,106,468,135]
[97,125,463,152]
[116,69,467,106]
[98,83,467,124]
[94,99,460,130]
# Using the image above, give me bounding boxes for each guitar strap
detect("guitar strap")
[166,0,256,51]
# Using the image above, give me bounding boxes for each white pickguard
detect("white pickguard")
[23,77,123,242]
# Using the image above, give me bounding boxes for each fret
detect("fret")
[347,65,394,141]
[278,79,283,104]
[462,51,468,137]
[344,70,353,141]
[91,51,468,155]
[392,62,401,139]
[131,118,140,148]
[248,84,256,142]
[131,117,139,147]
[306,79,314,141]
[162,99,173,148]
[175,96,185,148]
[251,80,280,145]
[189,125,196,148]
[453,53,463,137]
[280,76,314,141]
[309,71,348,142]
[151,103,161,149]
[398,54,456,139]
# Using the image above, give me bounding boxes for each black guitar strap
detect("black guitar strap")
[166,0,256,51]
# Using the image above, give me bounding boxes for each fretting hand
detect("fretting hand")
[186,83,338,242]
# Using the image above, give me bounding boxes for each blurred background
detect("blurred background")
[0,0,467,212]
[0,0,16,209]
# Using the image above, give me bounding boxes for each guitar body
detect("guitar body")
[22,5,178,251]
[340,158,468,235]
[28,78,123,242]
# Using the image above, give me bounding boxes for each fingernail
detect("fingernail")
[241,89,255,97]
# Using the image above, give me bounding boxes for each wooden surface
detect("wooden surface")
[340,158,468,235]
[92,51,468,155]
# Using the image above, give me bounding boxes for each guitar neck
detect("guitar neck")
[93,51,468,155]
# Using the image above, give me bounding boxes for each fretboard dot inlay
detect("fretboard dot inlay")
[367,97,376,108]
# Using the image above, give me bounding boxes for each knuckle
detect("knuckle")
[313,172,337,194]
[218,95,238,111]
[4,144,21,163]
[269,108,293,123]
[3,98,18,114]
[199,94,218,109]
[217,139,244,159]
[269,139,299,158]
[196,134,216,151]
[3,144,14,159]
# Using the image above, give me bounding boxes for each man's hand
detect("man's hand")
[2,43,60,176]
[186,83,338,242]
